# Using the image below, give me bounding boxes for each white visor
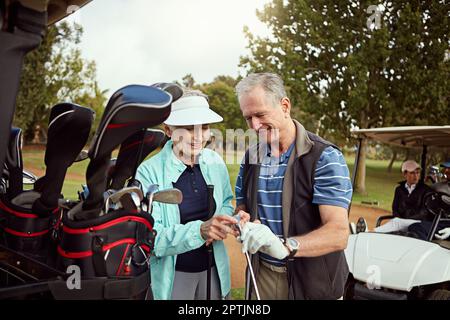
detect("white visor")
[163,95,223,126]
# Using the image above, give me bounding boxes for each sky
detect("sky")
[67,0,271,93]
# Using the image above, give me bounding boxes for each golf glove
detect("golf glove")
[240,222,289,260]
[435,227,450,240]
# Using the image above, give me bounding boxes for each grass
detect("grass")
[346,157,403,211]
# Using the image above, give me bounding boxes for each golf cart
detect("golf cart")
[345,126,450,300]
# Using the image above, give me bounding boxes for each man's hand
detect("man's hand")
[435,227,450,240]
[240,221,289,260]
[201,215,238,246]
[233,210,251,235]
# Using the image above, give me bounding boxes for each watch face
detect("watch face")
[288,238,299,249]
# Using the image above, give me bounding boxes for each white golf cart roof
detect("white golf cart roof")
[352,126,450,148]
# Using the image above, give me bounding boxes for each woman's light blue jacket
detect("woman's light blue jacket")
[136,140,234,300]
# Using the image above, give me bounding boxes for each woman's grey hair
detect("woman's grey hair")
[181,88,209,101]
[235,73,287,107]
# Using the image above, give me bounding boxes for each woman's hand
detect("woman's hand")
[201,215,238,245]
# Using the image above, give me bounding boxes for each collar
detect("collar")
[292,119,314,158]
[162,140,207,183]
[264,141,295,162]
[246,119,314,164]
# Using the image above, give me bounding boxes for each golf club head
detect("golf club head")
[74,150,89,162]
[150,82,183,103]
[0,177,6,194]
[32,103,95,216]
[107,186,143,205]
[109,128,167,190]
[22,170,37,185]
[152,188,183,205]
[81,85,172,219]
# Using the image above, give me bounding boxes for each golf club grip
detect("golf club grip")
[207,185,214,219]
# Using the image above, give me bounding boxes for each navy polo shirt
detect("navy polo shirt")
[173,164,216,273]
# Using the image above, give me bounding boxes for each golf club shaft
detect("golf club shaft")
[244,251,261,300]
[206,184,214,300]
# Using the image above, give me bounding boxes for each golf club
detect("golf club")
[206,184,214,300]
[233,214,261,301]
[104,186,143,213]
[152,188,183,205]
[144,184,160,214]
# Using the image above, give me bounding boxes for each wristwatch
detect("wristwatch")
[285,237,300,258]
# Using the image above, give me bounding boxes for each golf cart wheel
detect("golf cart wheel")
[427,289,450,300]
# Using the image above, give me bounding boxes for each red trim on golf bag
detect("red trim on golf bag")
[4,227,50,237]
[0,200,39,218]
[62,216,152,234]
[57,209,155,279]
[0,197,61,262]
[57,238,150,259]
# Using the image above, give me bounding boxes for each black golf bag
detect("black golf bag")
[0,104,94,264]
[0,192,60,262]
[55,83,179,299]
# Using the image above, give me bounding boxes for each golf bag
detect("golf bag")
[53,206,155,299]
[0,103,94,263]
[0,192,60,262]
[56,83,179,299]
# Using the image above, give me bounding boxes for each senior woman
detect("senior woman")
[136,89,246,300]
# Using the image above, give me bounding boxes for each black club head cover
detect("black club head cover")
[79,85,172,220]
[108,128,167,190]
[32,103,95,216]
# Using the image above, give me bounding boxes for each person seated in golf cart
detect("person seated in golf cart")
[136,89,249,300]
[373,160,433,233]
[407,159,450,240]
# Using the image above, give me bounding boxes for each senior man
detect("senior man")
[234,73,352,300]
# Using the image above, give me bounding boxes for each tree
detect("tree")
[198,76,247,134]
[14,21,106,143]
[240,0,449,194]
[181,74,196,88]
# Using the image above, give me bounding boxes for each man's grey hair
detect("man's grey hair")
[235,72,287,107]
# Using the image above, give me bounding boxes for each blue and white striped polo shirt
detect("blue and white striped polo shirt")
[235,145,352,266]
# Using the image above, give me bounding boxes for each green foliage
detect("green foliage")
[240,0,449,193]
[177,74,248,137]
[198,76,247,134]
[14,22,107,143]
[240,0,450,143]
